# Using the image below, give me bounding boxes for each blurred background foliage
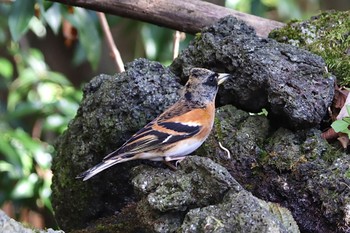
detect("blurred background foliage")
[0,0,348,229]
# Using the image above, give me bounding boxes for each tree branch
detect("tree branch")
[49,0,285,38]
[97,12,125,73]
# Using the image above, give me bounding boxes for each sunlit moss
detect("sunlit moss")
[195,32,202,41]
[270,10,350,85]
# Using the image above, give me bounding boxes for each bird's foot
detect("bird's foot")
[163,156,186,170]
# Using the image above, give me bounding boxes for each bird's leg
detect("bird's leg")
[175,157,186,167]
[163,161,177,170]
[163,156,186,170]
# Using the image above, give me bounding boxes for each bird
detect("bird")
[77,68,230,181]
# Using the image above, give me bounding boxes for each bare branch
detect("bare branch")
[97,12,125,73]
[172,31,185,60]
[49,0,285,38]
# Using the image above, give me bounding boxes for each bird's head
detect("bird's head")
[183,68,230,104]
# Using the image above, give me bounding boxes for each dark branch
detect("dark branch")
[48,0,285,38]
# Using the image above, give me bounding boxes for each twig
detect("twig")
[219,142,231,159]
[0,0,14,3]
[32,119,43,139]
[172,31,184,59]
[97,12,124,73]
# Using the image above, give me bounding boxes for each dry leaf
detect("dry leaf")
[337,133,350,148]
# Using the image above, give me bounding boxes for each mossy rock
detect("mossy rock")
[269,10,350,85]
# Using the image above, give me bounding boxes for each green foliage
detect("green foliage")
[141,24,174,65]
[44,3,62,34]
[225,0,313,20]
[0,1,82,224]
[4,0,102,69]
[0,45,81,217]
[63,7,101,69]
[8,0,35,41]
[331,105,350,137]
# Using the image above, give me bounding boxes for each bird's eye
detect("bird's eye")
[208,74,216,83]
[204,73,218,87]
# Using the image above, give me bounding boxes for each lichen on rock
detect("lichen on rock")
[51,13,349,233]
[201,104,350,232]
[269,10,350,86]
[52,59,181,231]
[131,156,299,233]
[0,210,63,233]
[171,15,335,129]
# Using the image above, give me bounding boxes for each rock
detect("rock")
[131,156,299,233]
[269,10,350,86]
[52,58,182,231]
[171,15,335,129]
[181,191,298,233]
[131,156,241,212]
[0,210,63,233]
[197,104,270,186]
[199,104,349,232]
[52,15,345,233]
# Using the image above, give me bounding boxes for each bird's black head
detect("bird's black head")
[183,68,230,104]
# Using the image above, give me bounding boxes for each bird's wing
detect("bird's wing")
[103,101,201,161]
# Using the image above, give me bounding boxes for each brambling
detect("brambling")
[77,68,230,181]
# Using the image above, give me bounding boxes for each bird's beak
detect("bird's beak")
[217,73,230,85]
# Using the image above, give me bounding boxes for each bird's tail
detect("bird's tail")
[76,155,131,181]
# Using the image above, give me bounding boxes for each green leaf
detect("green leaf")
[8,0,35,41]
[44,3,62,34]
[64,8,101,69]
[0,132,22,167]
[0,161,14,173]
[141,24,173,62]
[72,42,87,66]
[10,130,34,174]
[343,117,350,124]
[11,174,38,199]
[33,148,52,168]
[28,16,46,38]
[277,0,301,19]
[44,71,71,86]
[0,58,13,80]
[331,120,350,133]
[39,179,53,211]
[0,161,21,179]
[346,105,350,117]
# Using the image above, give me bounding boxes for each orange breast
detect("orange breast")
[164,102,215,138]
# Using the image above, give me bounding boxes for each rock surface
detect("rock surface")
[52,59,181,231]
[0,210,63,233]
[171,16,335,129]
[199,105,350,232]
[269,10,350,86]
[131,156,299,233]
[52,15,347,233]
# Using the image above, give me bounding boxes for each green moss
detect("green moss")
[71,203,150,233]
[195,32,202,41]
[321,146,342,163]
[258,149,269,164]
[345,169,350,179]
[213,117,223,141]
[95,224,107,232]
[269,10,350,85]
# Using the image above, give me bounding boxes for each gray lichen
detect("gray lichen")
[131,156,298,233]
[52,13,349,233]
[201,105,349,232]
[171,16,335,129]
[269,10,350,86]
[0,210,63,233]
[52,59,181,231]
